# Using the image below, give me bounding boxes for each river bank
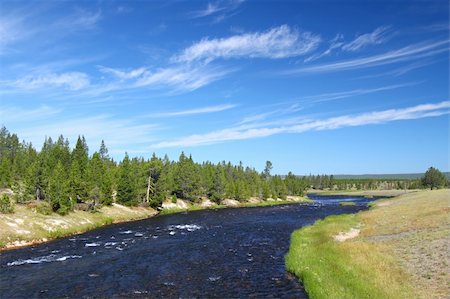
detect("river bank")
[285,189,450,299]
[0,203,158,250]
[308,189,418,197]
[0,195,311,250]
[160,196,312,215]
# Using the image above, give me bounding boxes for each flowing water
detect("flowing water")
[0,195,374,298]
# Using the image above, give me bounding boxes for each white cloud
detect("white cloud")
[0,14,35,55]
[4,63,230,97]
[0,17,24,46]
[152,101,450,148]
[342,26,391,52]
[174,25,321,63]
[134,65,233,92]
[149,104,237,117]
[239,103,303,125]
[0,105,62,123]
[287,39,449,74]
[12,72,90,90]
[300,82,418,103]
[191,2,225,18]
[189,0,245,21]
[98,66,148,80]
[304,34,344,62]
[60,9,102,30]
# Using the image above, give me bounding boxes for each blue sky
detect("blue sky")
[0,0,449,174]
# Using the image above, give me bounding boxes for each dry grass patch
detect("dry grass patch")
[360,190,450,298]
[286,189,449,299]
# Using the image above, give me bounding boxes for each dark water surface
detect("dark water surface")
[0,195,373,298]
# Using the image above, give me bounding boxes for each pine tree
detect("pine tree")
[87,152,105,206]
[422,167,447,190]
[68,160,87,202]
[117,153,137,205]
[209,168,225,203]
[0,158,11,188]
[263,160,272,180]
[173,152,200,200]
[72,136,89,174]
[99,140,109,161]
[48,161,71,214]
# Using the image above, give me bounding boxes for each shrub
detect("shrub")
[36,202,52,215]
[421,167,448,190]
[12,183,29,203]
[57,205,71,216]
[0,194,14,213]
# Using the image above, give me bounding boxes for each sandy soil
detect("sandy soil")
[334,228,360,242]
[221,198,240,207]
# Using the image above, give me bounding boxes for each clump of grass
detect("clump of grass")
[159,207,188,215]
[243,198,313,208]
[35,202,53,215]
[285,213,415,299]
[46,216,114,239]
[339,201,356,206]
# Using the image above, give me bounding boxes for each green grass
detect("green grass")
[339,201,356,206]
[244,198,313,207]
[285,190,450,299]
[46,216,114,239]
[285,214,415,299]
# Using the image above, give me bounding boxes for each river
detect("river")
[0,195,374,298]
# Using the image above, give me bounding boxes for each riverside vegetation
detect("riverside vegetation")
[0,126,448,249]
[285,189,450,299]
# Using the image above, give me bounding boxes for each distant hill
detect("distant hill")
[334,172,450,180]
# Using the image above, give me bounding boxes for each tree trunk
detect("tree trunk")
[146,176,151,203]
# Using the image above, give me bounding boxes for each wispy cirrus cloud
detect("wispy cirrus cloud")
[11,72,90,90]
[152,101,450,148]
[0,16,26,46]
[239,103,302,125]
[300,82,418,103]
[342,26,392,52]
[1,7,102,56]
[57,9,102,30]
[0,105,62,123]
[98,66,147,80]
[0,13,36,55]
[304,27,391,62]
[286,39,448,74]
[174,25,321,63]
[148,104,237,118]
[189,0,244,22]
[191,2,225,18]
[92,65,233,94]
[134,65,233,92]
[304,34,344,62]
[3,63,231,98]
[14,114,159,152]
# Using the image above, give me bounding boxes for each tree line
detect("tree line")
[0,127,447,215]
[0,127,309,214]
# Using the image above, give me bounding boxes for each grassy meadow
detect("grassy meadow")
[285,189,449,299]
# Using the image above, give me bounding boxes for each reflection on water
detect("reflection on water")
[0,195,372,298]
